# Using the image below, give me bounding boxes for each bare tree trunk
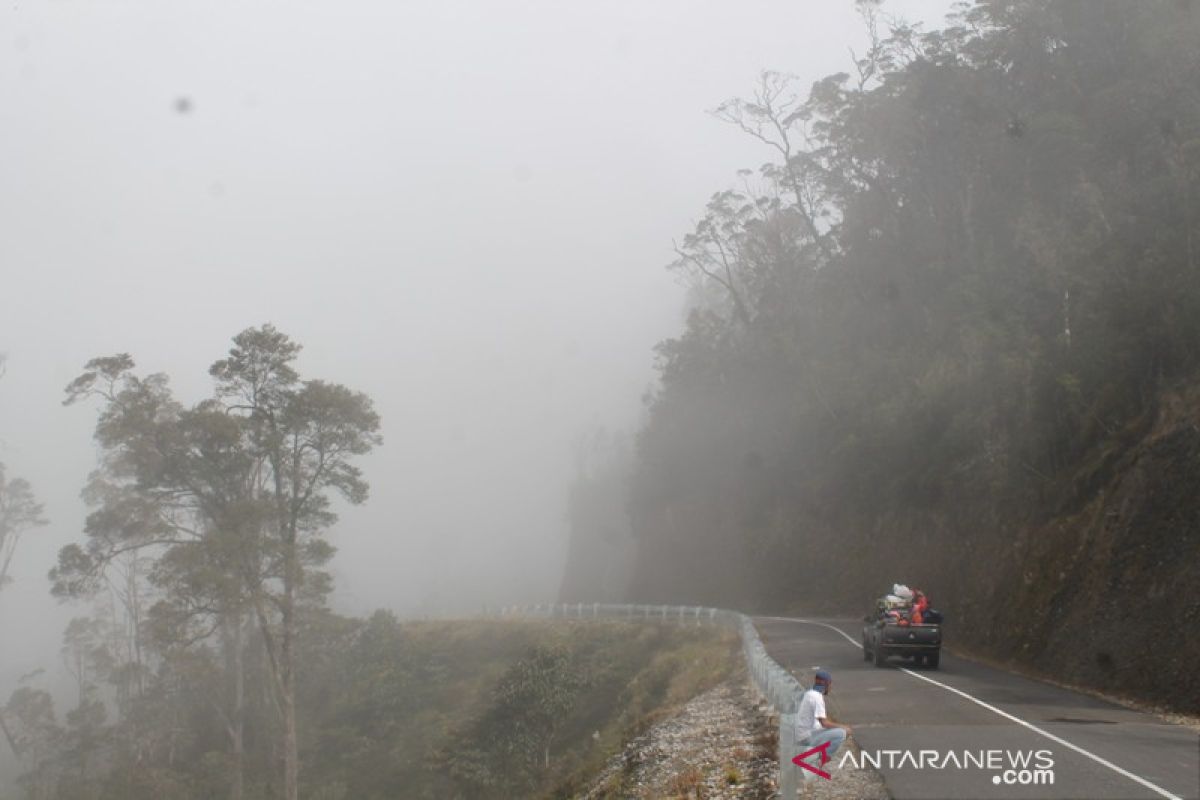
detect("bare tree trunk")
[255,461,302,800]
[281,584,298,800]
[278,504,300,800]
[249,585,293,800]
[225,616,247,800]
[128,562,145,699]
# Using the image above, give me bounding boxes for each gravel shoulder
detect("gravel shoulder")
[579,674,776,799]
[793,736,889,800]
[576,671,889,800]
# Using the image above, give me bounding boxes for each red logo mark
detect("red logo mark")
[792,740,833,780]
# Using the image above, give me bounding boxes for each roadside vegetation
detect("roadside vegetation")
[4,615,736,799]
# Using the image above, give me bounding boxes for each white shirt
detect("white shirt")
[796,688,827,740]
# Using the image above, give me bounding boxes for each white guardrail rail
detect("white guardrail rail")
[494,603,805,798]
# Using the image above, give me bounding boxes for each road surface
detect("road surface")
[755,616,1200,800]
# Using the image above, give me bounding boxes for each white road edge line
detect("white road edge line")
[757,616,1184,800]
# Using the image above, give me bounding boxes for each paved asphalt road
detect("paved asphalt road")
[755,616,1199,800]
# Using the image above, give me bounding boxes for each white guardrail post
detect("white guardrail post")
[501,603,802,798]
[779,693,799,798]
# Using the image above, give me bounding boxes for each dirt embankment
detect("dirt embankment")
[973,389,1200,714]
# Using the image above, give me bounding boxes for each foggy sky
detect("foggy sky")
[0,0,951,698]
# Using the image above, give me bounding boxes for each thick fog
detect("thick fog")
[0,0,948,700]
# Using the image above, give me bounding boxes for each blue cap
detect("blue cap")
[815,669,832,683]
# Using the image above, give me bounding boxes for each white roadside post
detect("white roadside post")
[779,691,799,799]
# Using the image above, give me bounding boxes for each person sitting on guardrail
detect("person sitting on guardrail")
[796,669,852,765]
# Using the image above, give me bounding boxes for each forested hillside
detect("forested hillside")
[4,614,735,799]
[563,1,1200,713]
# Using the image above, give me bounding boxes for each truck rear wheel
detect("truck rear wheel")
[927,652,940,669]
[873,644,887,667]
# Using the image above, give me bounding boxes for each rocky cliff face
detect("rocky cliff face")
[972,390,1200,713]
[793,388,1200,715]
[616,388,1200,715]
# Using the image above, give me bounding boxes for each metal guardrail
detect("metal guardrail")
[496,603,804,798]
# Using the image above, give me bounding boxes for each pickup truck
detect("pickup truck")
[862,608,941,669]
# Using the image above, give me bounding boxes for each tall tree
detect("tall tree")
[0,354,50,759]
[209,325,381,800]
[0,464,48,593]
[0,465,48,757]
[53,325,382,800]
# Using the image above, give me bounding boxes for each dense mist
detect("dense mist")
[19,2,1200,798]
[0,2,955,791]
